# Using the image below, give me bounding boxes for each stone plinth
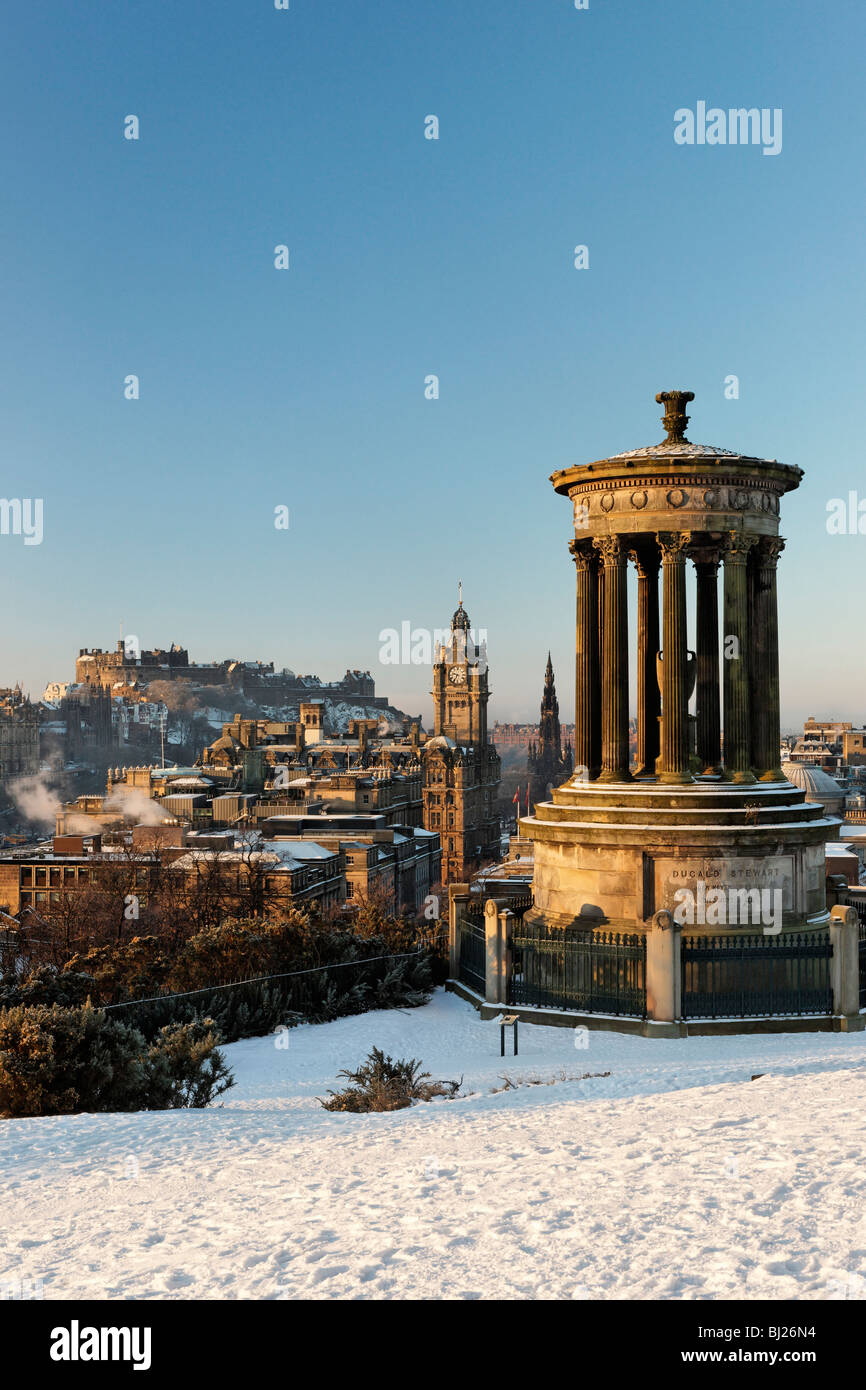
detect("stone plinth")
[522,779,837,933]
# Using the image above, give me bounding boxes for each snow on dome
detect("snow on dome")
[605,441,747,460]
[781,761,844,813]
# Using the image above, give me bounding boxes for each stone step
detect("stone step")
[530,801,827,830]
[547,783,811,813]
[534,795,822,817]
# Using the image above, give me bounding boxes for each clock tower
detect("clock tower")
[431,593,489,746]
[424,589,500,885]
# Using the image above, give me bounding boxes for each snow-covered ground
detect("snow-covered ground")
[1,990,865,1301]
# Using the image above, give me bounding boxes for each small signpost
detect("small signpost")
[498,1013,519,1057]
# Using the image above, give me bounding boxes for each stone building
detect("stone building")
[75,639,379,706]
[0,687,39,783]
[423,596,501,884]
[0,830,346,919]
[494,721,576,751]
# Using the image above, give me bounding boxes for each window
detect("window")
[20,867,32,885]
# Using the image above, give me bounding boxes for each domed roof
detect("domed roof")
[550,389,800,496]
[782,761,843,803]
[424,735,457,752]
[452,600,470,632]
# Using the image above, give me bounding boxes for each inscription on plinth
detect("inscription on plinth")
[654,855,795,916]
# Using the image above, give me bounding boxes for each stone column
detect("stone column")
[631,545,660,778]
[750,538,785,781]
[594,536,631,782]
[722,533,757,783]
[692,547,722,774]
[597,560,605,694]
[448,882,470,979]
[569,539,601,779]
[828,905,864,1029]
[657,532,692,784]
[644,908,683,1037]
[484,898,511,1005]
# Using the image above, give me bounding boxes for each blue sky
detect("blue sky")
[1,0,864,727]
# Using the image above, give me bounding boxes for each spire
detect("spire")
[452,585,470,632]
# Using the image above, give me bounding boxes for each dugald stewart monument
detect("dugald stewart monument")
[455,390,863,1037]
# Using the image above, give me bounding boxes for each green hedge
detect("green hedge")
[0,1003,233,1118]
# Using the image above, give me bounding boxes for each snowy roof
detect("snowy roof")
[603,441,752,461]
[272,841,339,861]
[782,761,843,800]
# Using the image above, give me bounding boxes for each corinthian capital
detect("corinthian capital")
[568,538,597,572]
[754,536,786,568]
[657,531,692,561]
[722,531,758,564]
[627,543,660,579]
[689,543,722,575]
[593,535,626,566]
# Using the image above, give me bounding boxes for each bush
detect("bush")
[0,965,97,1010]
[320,1047,461,1113]
[0,1003,234,1118]
[0,916,436,1045]
[144,1018,235,1110]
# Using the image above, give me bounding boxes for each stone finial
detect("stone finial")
[655,390,695,443]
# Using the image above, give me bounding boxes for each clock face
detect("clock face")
[448,666,466,685]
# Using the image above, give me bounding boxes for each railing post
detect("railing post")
[645,909,683,1037]
[448,882,470,980]
[829,904,863,1029]
[484,899,511,1005]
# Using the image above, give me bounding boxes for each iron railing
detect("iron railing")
[508,921,646,1017]
[456,901,486,995]
[837,889,866,927]
[681,932,833,1019]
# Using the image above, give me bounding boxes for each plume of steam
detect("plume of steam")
[8,772,62,827]
[377,716,402,736]
[64,813,103,834]
[103,786,168,826]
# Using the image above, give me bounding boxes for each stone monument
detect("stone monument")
[522,391,839,942]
